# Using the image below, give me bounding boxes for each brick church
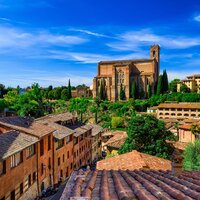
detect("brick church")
[93,45,160,101]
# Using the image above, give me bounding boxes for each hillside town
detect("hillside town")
[1,1,200,200]
[0,43,200,200]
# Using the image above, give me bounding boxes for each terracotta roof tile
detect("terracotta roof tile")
[166,140,188,151]
[97,150,171,171]
[0,116,54,138]
[104,132,127,149]
[61,169,200,200]
[157,102,200,109]
[0,130,38,160]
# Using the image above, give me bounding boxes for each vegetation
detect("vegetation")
[120,83,125,100]
[183,140,200,171]
[180,84,190,93]
[99,80,104,100]
[162,69,169,93]
[156,75,163,95]
[169,79,180,92]
[111,117,123,128]
[131,80,137,99]
[118,114,176,159]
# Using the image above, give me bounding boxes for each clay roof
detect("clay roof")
[49,123,75,139]
[97,150,171,171]
[166,140,188,151]
[90,124,103,136]
[0,130,38,160]
[104,132,127,149]
[73,124,93,137]
[99,58,154,65]
[61,169,200,200]
[187,74,200,78]
[36,112,74,123]
[0,116,54,138]
[157,102,200,109]
[179,122,200,130]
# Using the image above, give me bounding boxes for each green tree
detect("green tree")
[131,80,137,99]
[190,123,200,139]
[53,87,62,100]
[183,140,200,171]
[61,89,68,101]
[162,69,169,92]
[147,84,151,98]
[180,84,190,93]
[67,79,72,100]
[119,114,175,159]
[156,75,163,95]
[120,83,125,100]
[99,80,104,100]
[68,98,90,122]
[111,117,123,128]
[169,79,180,92]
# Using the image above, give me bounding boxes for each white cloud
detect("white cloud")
[36,50,148,64]
[0,26,87,49]
[69,28,114,39]
[107,29,200,50]
[194,15,200,22]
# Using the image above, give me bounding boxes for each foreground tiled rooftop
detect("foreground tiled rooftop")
[97,150,171,171]
[61,169,200,200]
[90,124,103,136]
[0,130,38,160]
[0,116,55,138]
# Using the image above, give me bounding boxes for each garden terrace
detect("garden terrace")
[61,169,200,200]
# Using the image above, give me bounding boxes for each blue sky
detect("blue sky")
[0,0,200,87]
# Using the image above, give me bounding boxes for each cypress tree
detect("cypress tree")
[156,75,163,95]
[131,80,136,99]
[120,83,125,100]
[67,79,72,99]
[99,80,104,100]
[147,84,151,98]
[162,70,169,92]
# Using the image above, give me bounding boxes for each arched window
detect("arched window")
[117,69,124,85]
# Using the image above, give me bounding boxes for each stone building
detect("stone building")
[93,45,160,101]
[177,74,200,93]
[157,102,200,120]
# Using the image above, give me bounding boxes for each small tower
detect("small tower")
[150,44,160,80]
[150,44,160,63]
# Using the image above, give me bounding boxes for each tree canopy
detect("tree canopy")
[183,140,200,171]
[119,114,176,159]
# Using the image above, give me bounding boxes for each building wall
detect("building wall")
[37,134,53,193]
[179,129,195,143]
[157,107,200,120]
[73,130,92,170]
[92,132,102,161]
[0,147,38,200]
[93,45,159,101]
[53,136,74,185]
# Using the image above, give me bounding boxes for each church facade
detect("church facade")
[93,45,160,101]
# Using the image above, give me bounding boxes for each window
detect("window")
[40,139,44,156]
[117,69,124,85]
[66,135,72,144]
[20,183,23,195]
[33,172,36,182]
[26,144,35,158]
[58,157,60,166]
[0,160,6,175]
[11,190,15,200]
[11,152,23,168]
[0,197,5,200]
[63,154,65,163]
[28,174,31,187]
[70,163,72,169]
[55,139,64,150]
[48,157,51,170]
[48,135,51,151]
[67,151,69,159]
